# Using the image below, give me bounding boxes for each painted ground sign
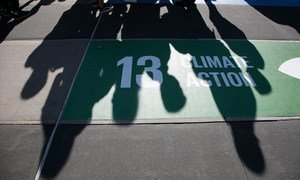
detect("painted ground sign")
[62,40,300,123]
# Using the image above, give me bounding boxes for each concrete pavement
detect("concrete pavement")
[0,0,299,179]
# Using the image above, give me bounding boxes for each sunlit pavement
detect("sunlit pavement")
[0,0,299,179]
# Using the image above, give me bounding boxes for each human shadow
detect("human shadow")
[187,2,271,173]
[156,1,271,174]
[120,4,187,113]
[244,0,300,33]
[20,0,98,178]
[61,4,140,124]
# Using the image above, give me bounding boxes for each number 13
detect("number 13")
[117,56,163,88]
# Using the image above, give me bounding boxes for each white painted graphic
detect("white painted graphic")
[279,57,300,79]
[117,43,257,89]
[118,55,257,88]
[117,56,163,88]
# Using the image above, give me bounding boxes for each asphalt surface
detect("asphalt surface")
[0,0,299,179]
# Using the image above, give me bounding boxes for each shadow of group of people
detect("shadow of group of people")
[14,0,283,178]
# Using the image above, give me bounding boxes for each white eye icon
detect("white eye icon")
[278,57,300,79]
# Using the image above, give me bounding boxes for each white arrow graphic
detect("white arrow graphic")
[278,57,300,79]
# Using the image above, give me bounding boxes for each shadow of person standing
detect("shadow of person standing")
[120,3,187,114]
[62,4,130,123]
[164,2,271,174]
[205,2,271,173]
[20,0,99,178]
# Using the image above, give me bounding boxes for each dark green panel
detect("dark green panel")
[62,40,300,123]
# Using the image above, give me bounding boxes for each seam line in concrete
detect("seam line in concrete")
[33,12,103,180]
[0,116,299,125]
[90,38,300,42]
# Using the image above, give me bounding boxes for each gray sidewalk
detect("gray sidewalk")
[1,121,300,179]
[0,0,300,179]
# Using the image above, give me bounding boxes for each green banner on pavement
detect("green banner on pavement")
[62,40,300,123]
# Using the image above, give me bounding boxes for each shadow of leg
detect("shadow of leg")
[228,121,265,174]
